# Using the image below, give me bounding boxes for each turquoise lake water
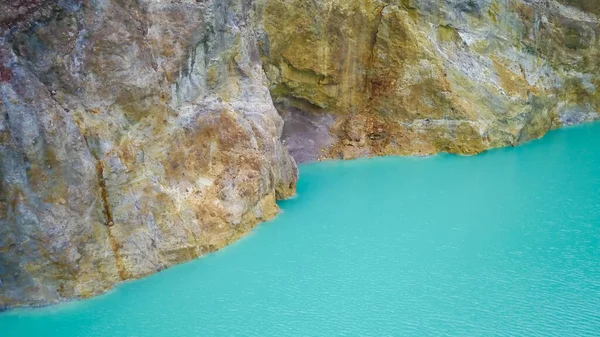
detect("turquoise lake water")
[2,123,600,336]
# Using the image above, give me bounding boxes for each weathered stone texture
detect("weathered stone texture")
[262,0,600,159]
[1,0,296,309]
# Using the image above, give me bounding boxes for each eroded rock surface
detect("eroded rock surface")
[1,0,599,309]
[262,0,600,158]
[1,0,296,309]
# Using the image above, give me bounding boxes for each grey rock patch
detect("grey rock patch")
[278,105,336,163]
[559,104,599,126]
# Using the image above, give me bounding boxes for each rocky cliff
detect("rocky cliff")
[264,0,600,160]
[1,0,598,309]
[0,0,297,309]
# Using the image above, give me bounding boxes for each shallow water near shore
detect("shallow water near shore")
[2,123,600,336]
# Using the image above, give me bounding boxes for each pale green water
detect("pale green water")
[2,123,600,336]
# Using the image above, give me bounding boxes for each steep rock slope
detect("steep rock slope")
[262,0,600,160]
[0,0,296,309]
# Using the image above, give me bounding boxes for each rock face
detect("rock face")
[263,0,600,159]
[0,0,296,309]
[0,0,598,309]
